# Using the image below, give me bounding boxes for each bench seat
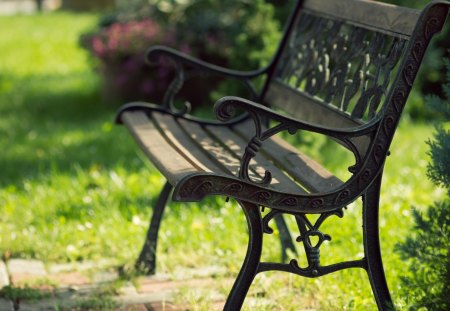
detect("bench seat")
[121,110,343,201]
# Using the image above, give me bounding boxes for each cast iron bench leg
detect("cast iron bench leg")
[135,181,173,274]
[136,180,294,275]
[224,200,263,311]
[363,174,393,310]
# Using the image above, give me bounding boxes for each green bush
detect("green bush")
[396,57,450,310]
[82,0,284,106]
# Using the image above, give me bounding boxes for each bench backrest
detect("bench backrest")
[262,0,448,129]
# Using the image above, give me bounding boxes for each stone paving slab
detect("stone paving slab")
[18,292,167,311]
[172,265,227,279]
[0,261,9,288]
[118,282,139,297]
[47,259,118,274]
[92,270,120,283]
[7,259,47,285]
[7,259,46,275]
[116,304,148,311]
[18,296,173,311]
[211,301,226,310]
[115,291,173,306]
[0,298,14,311]
[0,260,232,310]
[17,300,58,311]
[46,270,90,287]
[145,301,183,311]
[138,277,219,294]
[55,283,102,297]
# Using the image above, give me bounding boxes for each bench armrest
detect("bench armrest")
[147,45,267,79]
[146,46,268,116]
[215,96,377,137]
[214,96,379,185]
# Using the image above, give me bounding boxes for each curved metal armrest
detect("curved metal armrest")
[214,96,380,187]
[214,96,378,138]
[144,46,268,119]
[147,45,268,79]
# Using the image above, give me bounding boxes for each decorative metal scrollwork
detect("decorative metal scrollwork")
[261,208,344,277]
[162,59,192,116]
[146,47,262,120]
[275,12,407,122]
[216,97,370,188]
[216,101,303,185]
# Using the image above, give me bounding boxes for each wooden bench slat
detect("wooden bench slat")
[121,111,198,185]
[152,113,226,174]
[176,118,245,178]
[208,125,308,194]
[234,120,343,193]
[265,80,364,128]
[265,81,372,157]
[206,124,306,194]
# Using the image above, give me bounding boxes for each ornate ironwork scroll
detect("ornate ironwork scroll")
[147,47,262,119]
[275,12,407,122]
[215,96,376,194]
[258,207,364,278]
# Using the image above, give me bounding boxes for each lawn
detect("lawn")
[0,12,444,310]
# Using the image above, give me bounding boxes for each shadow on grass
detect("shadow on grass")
[0,72,149,187]
[1,73,110,122]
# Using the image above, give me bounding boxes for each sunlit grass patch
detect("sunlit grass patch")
[0,11,444,310]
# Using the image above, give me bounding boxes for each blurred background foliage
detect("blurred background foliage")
[81,0,449,121]
[384,0,450,120]
[82,0,282,106]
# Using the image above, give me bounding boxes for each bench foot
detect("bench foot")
[224,200,263,311]
[363,175,394,310]
[135,181,173,275]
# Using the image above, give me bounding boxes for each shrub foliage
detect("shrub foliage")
[396,57,450,310]
[82,0,284,105]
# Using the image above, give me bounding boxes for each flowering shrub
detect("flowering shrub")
[82,0,283,106]
[89,19,163,61]
[83,19,176,103]
[83,16,230,105]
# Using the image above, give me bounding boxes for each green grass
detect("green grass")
[0,12,444,310]
[0,285,51,301]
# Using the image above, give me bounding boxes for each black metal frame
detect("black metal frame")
[116,1,450,309]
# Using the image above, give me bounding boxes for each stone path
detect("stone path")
[0,259,230,310]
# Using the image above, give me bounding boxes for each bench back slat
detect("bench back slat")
[303,0,420,37]
[265,80,363,128]
[263,0,420,128]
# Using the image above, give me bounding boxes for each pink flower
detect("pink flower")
[92,37,105,58]
[108,37,118,51]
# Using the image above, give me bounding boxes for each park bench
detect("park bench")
[115,0,449,309]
